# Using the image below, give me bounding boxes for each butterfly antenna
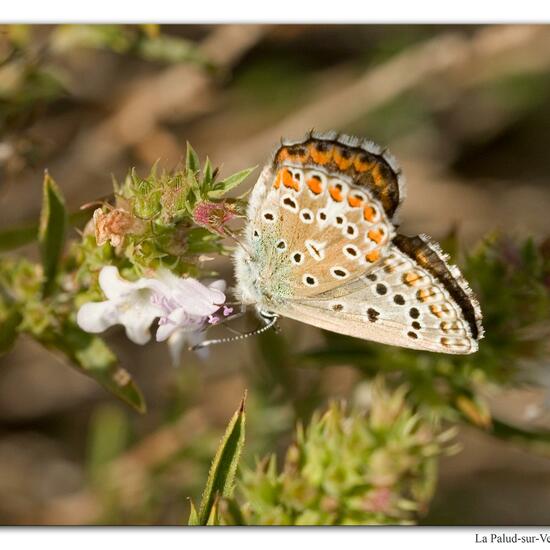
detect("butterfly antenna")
[190,313,279,351]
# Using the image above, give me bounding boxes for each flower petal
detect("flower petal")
[209,279,227,293]
[167,329,208,366]
[76,301,119,333]
[98,266,138,300]
[156,320,177,342]
[118,302,159,345]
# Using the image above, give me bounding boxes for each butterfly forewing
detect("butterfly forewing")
[242,134,398,300]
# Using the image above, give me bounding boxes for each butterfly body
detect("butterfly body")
[234,132,483,354]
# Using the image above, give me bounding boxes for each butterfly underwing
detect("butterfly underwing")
[233,131,483,354]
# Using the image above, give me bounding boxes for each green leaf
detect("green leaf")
[39,172,67,296]
[208,167,256,199]
[201,157,214,195]
[185,142,200,175]
[0,307,22,355]
[206,499,220,525]
[187,500,199,526]
[37,321,146,413]
[196,392,247,525]
[0,208,95,254]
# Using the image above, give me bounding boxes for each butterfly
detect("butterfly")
[231,131,484,354]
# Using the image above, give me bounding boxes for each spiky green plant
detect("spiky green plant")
[221,380,454,525]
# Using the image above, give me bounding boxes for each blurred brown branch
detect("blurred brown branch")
[211,25,550,173]
[63,24,267,180]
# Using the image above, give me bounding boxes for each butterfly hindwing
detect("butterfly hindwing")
[270,234,483,354]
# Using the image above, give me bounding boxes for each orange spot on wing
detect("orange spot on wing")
[282,169,300,191]
[368,228,384,244]
[277,148,290,163]
[372,164,385,187]
[366,249,380,263]
[363,205,377,222]
[310,143,333,165]
[417,289,430,302]
[307,177,322,195]
[329,185,344,202]
[273,171,282,189]
[354,155,372,172]
[334,148,354,170]
[430,305,443,318]
[403,272,422,286]
[441,321,460,333]
[348,194,364,208]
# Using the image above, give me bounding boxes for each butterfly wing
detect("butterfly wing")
[235,132,483,355]
[270,234,483,354]
[235,132,404,303]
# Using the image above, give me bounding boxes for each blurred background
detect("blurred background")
[2,24,550,525]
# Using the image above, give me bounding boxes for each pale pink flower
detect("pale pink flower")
[76,266,227,356]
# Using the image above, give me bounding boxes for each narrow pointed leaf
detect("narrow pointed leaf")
[197,392,246,525]
[187,500,199,526]
[203,157,213,186]
[206,498,219,525]
[39,172,67,296]
[185,142,200,174]
[208,167,256,199]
